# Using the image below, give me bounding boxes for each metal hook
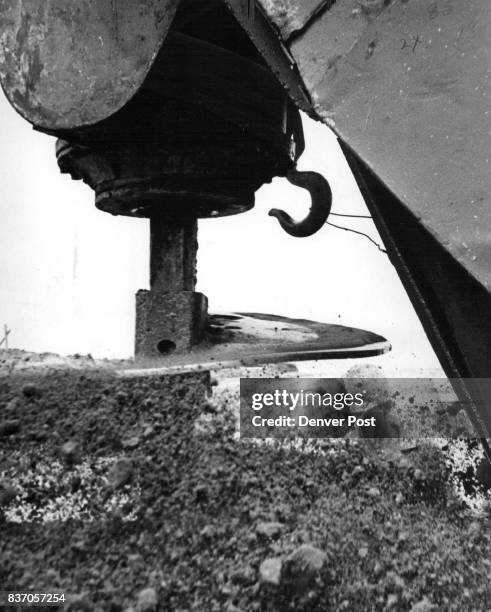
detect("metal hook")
[268,170,332,238]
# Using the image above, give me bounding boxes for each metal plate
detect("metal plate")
[124,312,390,375]
[342,143,491,441]
[253,0,491,295]
[0,0,179,129]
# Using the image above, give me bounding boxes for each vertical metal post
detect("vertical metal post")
[149,216,198,294]
[135,216,208,359]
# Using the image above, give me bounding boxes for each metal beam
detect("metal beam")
[340,141,491,445]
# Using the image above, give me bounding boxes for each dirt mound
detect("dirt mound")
[0,366,490,611]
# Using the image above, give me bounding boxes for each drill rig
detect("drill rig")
[0,0,490,444]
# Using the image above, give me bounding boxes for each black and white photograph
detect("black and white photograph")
[0,1,490,610]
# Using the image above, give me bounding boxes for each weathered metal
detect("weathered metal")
[341,142,491,446]
[44,11,307,361]
[0,0,180,130]
[0,1,391,370]
[268,170,332,237]
[128,312,390,373]
[55,32,304,220]
[252,0,491,300]
[56,137,260,220]
[239,0,491,438]
[135,217,208,358]
[150,217,198,294]
[135,289,208,358]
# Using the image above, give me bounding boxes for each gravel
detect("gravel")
[0,356,490,611]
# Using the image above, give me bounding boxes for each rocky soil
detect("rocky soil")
[0,352,490,611]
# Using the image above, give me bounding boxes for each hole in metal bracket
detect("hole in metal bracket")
[156,339,177,355]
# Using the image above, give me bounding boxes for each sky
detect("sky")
[0,92,442,375]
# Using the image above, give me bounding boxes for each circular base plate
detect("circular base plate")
[123,312,391,376]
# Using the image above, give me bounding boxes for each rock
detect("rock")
[142,426,155,439]
[0,419,20,437]
[358,546,368,559]
[0,481,18,506]
[230,566,256,586]
[203,402,217,414]
[401,441,419,454]
[127,554,143,566]
[4,397,21,414]
[21,383,39,398]
[45,568,59,581]
[70,474,82,492]
[410,597,435,612]
[200,524,215,538]
[256,521,284,539]
[283,545,327,593]
[398,531,409,543]
[219,583,233,596]
[107,458,133,490]
[367,487,381,498]
[122,436,140,450]
[259,557,283,587]
[136,587,158,612]
[467,520,482,541]
[194,484,208,502]
[71,541,86,553]
[115,390,129,405]
[61,440,81,465]
[385,593,399,609]
[295,530,311,544]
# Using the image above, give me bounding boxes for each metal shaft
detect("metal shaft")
[135,215,207,358]
[150,216,198,293]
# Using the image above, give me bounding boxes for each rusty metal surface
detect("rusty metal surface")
[135,290,208,358]
[0,0,179,129]
[135,217,208,359]
[257,0,491,295]
[150,217,198,294]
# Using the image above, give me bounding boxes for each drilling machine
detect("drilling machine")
[0,0,490,451]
